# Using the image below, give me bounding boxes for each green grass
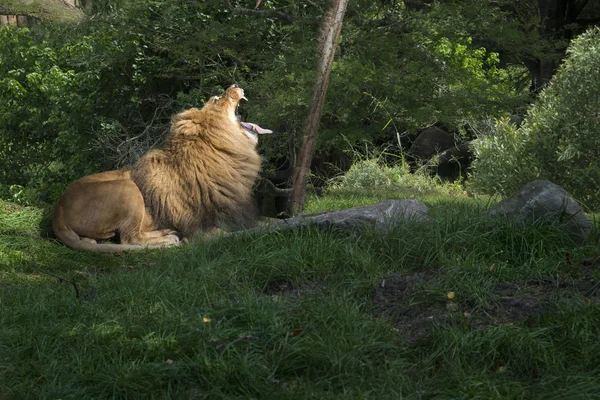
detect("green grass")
[1,187,600,399]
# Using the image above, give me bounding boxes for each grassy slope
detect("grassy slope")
[1,190,599,399]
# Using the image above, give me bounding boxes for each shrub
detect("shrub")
[469,27,600,209]
[330,159,404,189]
[327,153,463,196]
[0,28,102,204]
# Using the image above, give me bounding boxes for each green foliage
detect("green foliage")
[467,118,537,197]
[0,0,540,205]
[316,2,531,151]
[470,27,600,209]
[325,148,464,196]
[0,28,102,204]
[330,158,405,189]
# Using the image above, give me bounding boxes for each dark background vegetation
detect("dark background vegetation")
[0,0,598,206]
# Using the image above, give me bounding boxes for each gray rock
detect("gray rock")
[302,199,429,232]
[247,199,429,235]
[485,180,593,240]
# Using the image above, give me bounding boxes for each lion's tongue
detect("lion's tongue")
[240,121,273,134]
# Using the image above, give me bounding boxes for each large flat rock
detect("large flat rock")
[251,199,430,234]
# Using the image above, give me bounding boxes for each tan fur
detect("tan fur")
[52,169,180,253]
[130,85,262,239]
[52,85,260,252]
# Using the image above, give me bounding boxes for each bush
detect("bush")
[0,1,534,206]
[469,27,600,209]
[327,153,463,196]
[330,159,404,189]
[0,28,102,204]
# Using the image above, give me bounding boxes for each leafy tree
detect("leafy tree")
[469,27,600,209]
[0,27,101,203]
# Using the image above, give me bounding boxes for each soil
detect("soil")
[372,266,600,345]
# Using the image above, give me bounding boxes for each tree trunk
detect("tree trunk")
[287,0,349,215]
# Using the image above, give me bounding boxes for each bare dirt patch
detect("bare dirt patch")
[372,269,599,345]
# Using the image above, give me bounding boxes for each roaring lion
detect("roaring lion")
[53,84,267,252]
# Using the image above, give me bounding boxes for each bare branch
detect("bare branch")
[222,0,294,23]
[31,254,97,302]
[39,270,82,299]
[219,335,258,357]
[257,177,292,196]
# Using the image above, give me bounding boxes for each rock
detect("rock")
[300,199,429,232]
[485,180,593,240]
[408,127,456,160]
[247,199,430,235]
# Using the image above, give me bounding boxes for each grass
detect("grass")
[1,183,600,399]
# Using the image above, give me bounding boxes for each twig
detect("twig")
[257,177,292,196]
[31,254,96,302]
[219,335,257,357]
[39,270,82,299]
[222,0,294,23]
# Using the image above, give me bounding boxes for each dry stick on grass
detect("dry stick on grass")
[219,335,258,357]
[31,254,97,302]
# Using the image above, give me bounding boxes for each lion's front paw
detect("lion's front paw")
[162,234,180,246]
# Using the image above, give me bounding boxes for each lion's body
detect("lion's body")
[52,85,261,252]
[52,169,179,252]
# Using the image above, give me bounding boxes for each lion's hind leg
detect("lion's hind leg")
[110,184,181,248]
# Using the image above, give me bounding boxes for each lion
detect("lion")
[130,84,263,239]
[53,84,266,252]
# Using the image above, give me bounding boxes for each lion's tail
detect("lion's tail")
[52,205,166,253]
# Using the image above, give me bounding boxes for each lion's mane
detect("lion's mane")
[130,86,262,239]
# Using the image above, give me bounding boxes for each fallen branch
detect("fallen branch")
[219,335,258,357]
[40,270,82,299]
[31,254,97,302]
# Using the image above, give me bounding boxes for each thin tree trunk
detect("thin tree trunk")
[288,0,349,215]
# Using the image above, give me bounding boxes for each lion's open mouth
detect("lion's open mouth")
[227,84,272,142]
[227,84,247,103]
